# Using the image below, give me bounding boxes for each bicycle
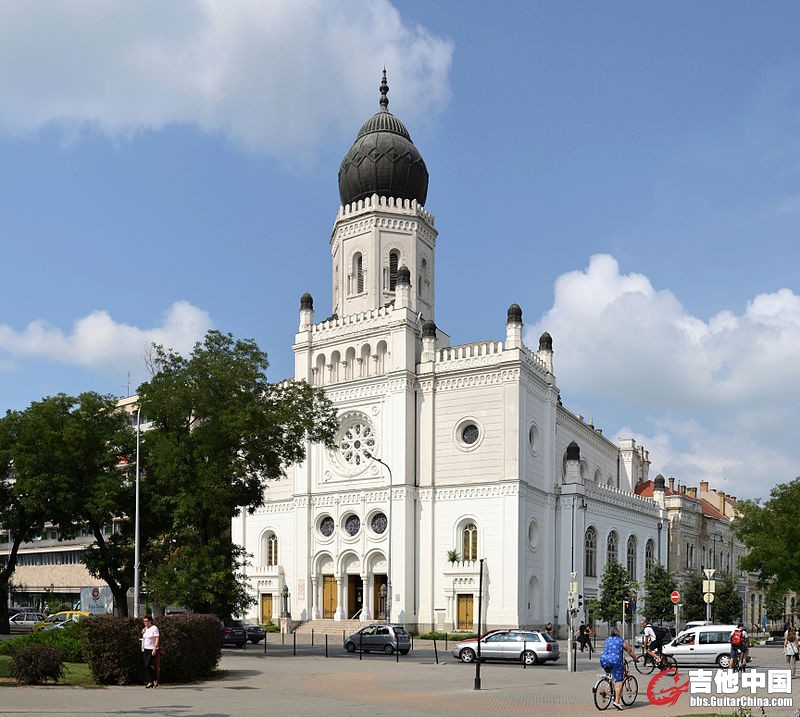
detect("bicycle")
[633,647,678,675]
[593,659,638,710]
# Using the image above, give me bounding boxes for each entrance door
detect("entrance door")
[322,576,337,618]
[373,575,387,619]
[457,594,474,630]
[347,575,363,618]
[261,594,273,622]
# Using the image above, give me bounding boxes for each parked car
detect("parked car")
[344,624,411,655]
[243,622,266,644]
[33,610,91,632]
[220,619,247,647]
[451,629,559,665]
[9,611,46,633]
[662,624,738,667]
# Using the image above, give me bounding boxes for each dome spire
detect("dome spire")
[379,68,389,111]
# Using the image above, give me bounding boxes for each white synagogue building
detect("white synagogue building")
[233,73,665,633]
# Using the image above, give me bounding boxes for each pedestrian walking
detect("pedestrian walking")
[784,622,799,678]
[141,614,160,688]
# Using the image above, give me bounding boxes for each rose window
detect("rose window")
[345,515,361,536]
[319,516,334,537]
[371,512,388,534]
[339,421,376,467]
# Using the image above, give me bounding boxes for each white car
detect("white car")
[662,624,739,667]
[9,611,46,633]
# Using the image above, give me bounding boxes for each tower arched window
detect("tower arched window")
[585,527,597,577]
[388,250,399,291]
[607,531,618,564]
[352,252,364,294]
[645,539,655,573]
[627,535,637,580]
[263,532,278,567]
[462,523,478,562]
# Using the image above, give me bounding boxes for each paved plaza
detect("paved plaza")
[0,641,798,716]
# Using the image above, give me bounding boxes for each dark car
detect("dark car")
[344,624,411,655]
[220,619,247,648]
[244,622,266,644]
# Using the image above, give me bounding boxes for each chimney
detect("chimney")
[669,477,675,491]
[687,487,697,498]
[699,481,709,492]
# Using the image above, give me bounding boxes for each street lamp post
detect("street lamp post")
[365,452,392,624]
[133,407,141,619]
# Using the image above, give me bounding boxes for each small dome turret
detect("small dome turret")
[397,265,411,286]
[507,303,523,324]
[654,474,666,491]
[422,319,437,339]
[539,331,553,351]
[300,293,314,311]
[566,441,581,462]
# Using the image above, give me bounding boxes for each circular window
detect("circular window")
[528,423,540,455]
[454,417,484,451]
[528,520,539,550]
[344,514,361,537]
[319,516,334,537]
[370,512,388,534]
[332,412,378,476]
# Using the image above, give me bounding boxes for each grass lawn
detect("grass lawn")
[0,655,93,686]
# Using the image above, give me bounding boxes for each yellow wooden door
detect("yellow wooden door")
[322,576,337,618]
[457,594,473,630]
[261,594,273,623]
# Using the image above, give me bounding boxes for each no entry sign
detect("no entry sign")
[671,591,680,604]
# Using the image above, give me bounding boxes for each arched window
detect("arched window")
[462,523,478,561]
[419,257,429,299]
[388,250,399,291]
[607,531,618,564]
[262,532,278,567]
[627,535,637,580]
[352,252,364,294]
[585,527,597,577]
[645,539,655,573]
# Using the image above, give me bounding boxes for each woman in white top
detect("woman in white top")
[784,623,799,678]
[141,614,160,688]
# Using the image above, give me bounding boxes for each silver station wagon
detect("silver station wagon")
[451,629,560,665]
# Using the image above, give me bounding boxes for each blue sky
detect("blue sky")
[1,1,799,500]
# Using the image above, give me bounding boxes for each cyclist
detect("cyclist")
[600,627,639,710]
[640,619,663,665]
[730,623,748,671]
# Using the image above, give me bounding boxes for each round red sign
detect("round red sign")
[670,590,680,604]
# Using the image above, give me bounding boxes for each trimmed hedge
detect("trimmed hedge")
[11,645,65,684]
[80,614,221,685]
[0,622,84,663]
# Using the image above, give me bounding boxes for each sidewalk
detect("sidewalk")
[0,643,797,716]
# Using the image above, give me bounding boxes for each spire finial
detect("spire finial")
[379,68,389,111]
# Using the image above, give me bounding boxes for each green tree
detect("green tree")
[735,478,800,592]
[138,330,338,618]
[713,571,743,624]
[765,582,787,625]
[681,571,706,622]
[597,559,637,625]
[0,393,136,620]
[643,563,675,624]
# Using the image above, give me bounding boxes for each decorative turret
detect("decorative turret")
[506,303,523,349]
[299,292,314,331]
[537,330,554,374]
[564,441,582,484]
[395,265,412,309]
[421,319,437,362]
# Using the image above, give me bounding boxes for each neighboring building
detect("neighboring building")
[637,475,764,628]
[232,73,666,633]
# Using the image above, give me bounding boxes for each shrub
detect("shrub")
[10,645,65,684]
[0,623,83,663]
[264,620,281,633]
[80,614,221,685]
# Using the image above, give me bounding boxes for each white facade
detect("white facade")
[232,90,666,633]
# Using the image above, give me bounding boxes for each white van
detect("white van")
[662,624,739,667]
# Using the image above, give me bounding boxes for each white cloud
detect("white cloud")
[525,254,800,498]
[0,300,212,371]
[0,0,453,156]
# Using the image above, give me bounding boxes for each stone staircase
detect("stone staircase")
[292,618,366,640]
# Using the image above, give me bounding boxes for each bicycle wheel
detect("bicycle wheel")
[634,651,655,674]
[593,676,614,710]
[621,674,638,706]
[661,655,679,674]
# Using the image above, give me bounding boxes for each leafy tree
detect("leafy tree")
[596,559,637,625]
[0,393,136,621]
[137,330,338,618]
[643,563,675,624]
[765,582,787,625]
[735,478,800,592]
[713,571,743,624]
[680,571,706,622]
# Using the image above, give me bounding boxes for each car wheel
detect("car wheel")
[521,650,538,666]
[717,654,732,668]
[400,650,409,655]
[384,644,395,655]
[459,648,476,664]
[345,642,356,653]
[250,638,261,644]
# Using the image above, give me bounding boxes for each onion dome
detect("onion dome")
[397,265,411,286]
[338,70,429,207]
[654,474,666,491]
[507,303,523,324]
[422,320,437,339]
[539,331,553,351]
[300,293,313,311]
[566,441,581,462]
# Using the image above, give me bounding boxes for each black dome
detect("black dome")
[338,71,429,208]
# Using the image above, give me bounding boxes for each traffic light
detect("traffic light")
[577,594,583,610]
